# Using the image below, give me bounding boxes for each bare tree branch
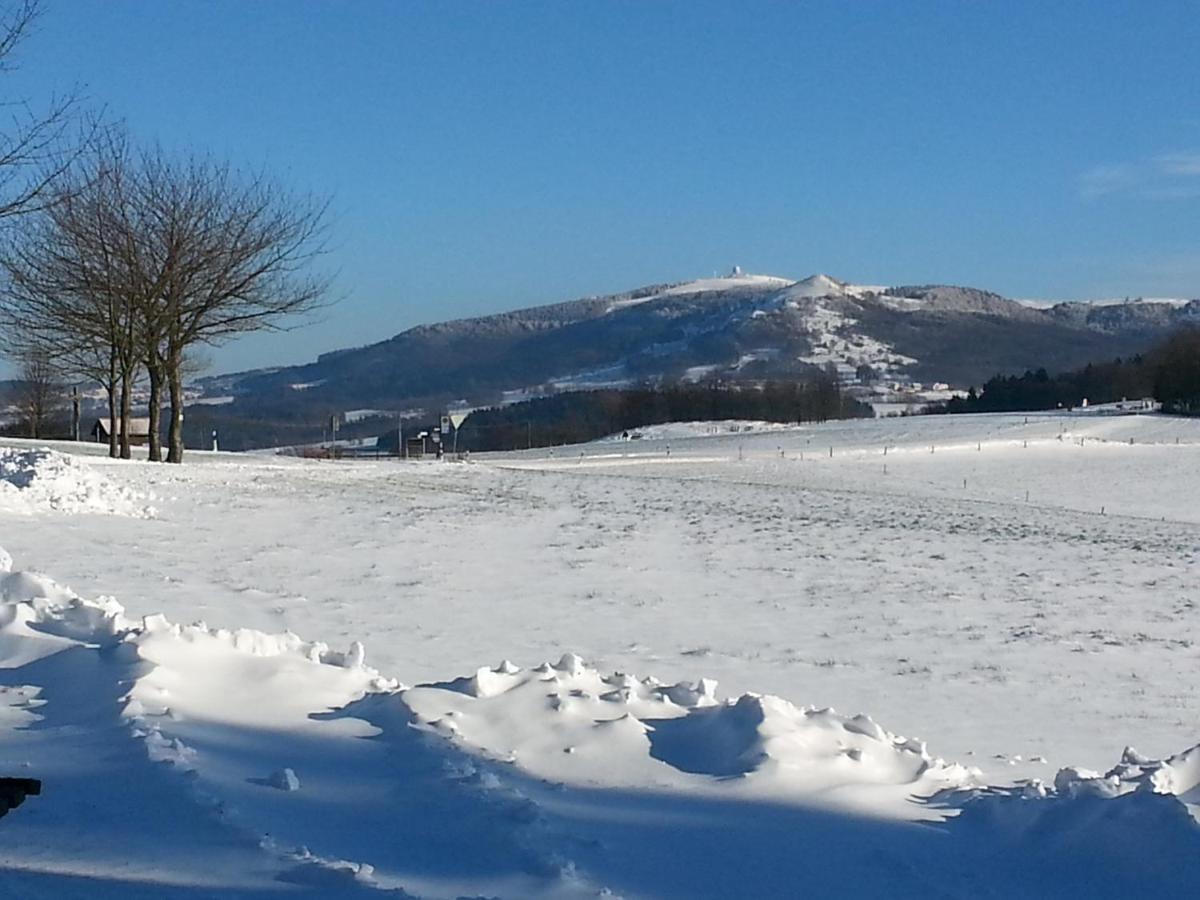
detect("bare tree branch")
[0,2,92,220]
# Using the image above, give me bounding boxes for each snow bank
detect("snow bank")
[0,447,156,517]
[0,566,381,683]
[0,549,384,680]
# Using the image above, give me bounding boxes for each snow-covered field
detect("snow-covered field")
[0,411,1198,898]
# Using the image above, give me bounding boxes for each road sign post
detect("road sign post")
[448,411,469,457]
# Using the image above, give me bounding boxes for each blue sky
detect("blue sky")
[9,0,1200,373]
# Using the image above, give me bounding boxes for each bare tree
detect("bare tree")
[0,131,144,458]
[1,136,331,462]
[12,345,60,436]
[134,151,331,462]
[0,4,326,462]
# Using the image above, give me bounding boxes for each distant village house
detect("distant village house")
[91,417,152,446]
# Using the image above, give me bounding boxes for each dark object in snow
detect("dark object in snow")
[0,778,41,819]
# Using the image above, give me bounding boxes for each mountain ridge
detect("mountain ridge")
[192,272,1199,432]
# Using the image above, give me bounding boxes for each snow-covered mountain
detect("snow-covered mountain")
[195,271,1200,420]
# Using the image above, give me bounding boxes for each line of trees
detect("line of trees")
[929,328,1200,416]
[453,377,873,451]
[0,133,330,461]
[0,3,331,462]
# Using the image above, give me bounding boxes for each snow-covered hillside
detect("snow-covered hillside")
[1,412,1198,897]
[189,270,1198,441]
[655,271,794,299]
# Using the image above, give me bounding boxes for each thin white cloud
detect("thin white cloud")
[1156,152,1200,177]
[1078,163,1139,198]
[1079,151,1200,199]
[1141,184,1200,200]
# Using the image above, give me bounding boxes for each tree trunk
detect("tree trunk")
[147,364,163,462]
[107,353,119,458]
[105,388,118,457]
[119,371,132,459]
[167,351,185,463]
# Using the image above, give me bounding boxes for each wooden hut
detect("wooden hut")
[90,417,152,446]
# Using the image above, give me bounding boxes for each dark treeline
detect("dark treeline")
[1155,329,1200,414]
[454,378,873,452]
[931,328,1200,416]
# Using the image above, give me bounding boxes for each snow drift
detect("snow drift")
[0,447,155,517]
[0,544,1197,897]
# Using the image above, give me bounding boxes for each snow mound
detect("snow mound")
[0,447,156,517]
[277,849,406,894]
[1049,743,1200,807]
[0,563,129,665]
[0,548,391,685]
[646,694,974,791]
[267,767,301,791]
[405,657,979,808]
[936,742,1200,827]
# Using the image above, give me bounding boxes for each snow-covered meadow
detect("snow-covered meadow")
[0,411,1197,898]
